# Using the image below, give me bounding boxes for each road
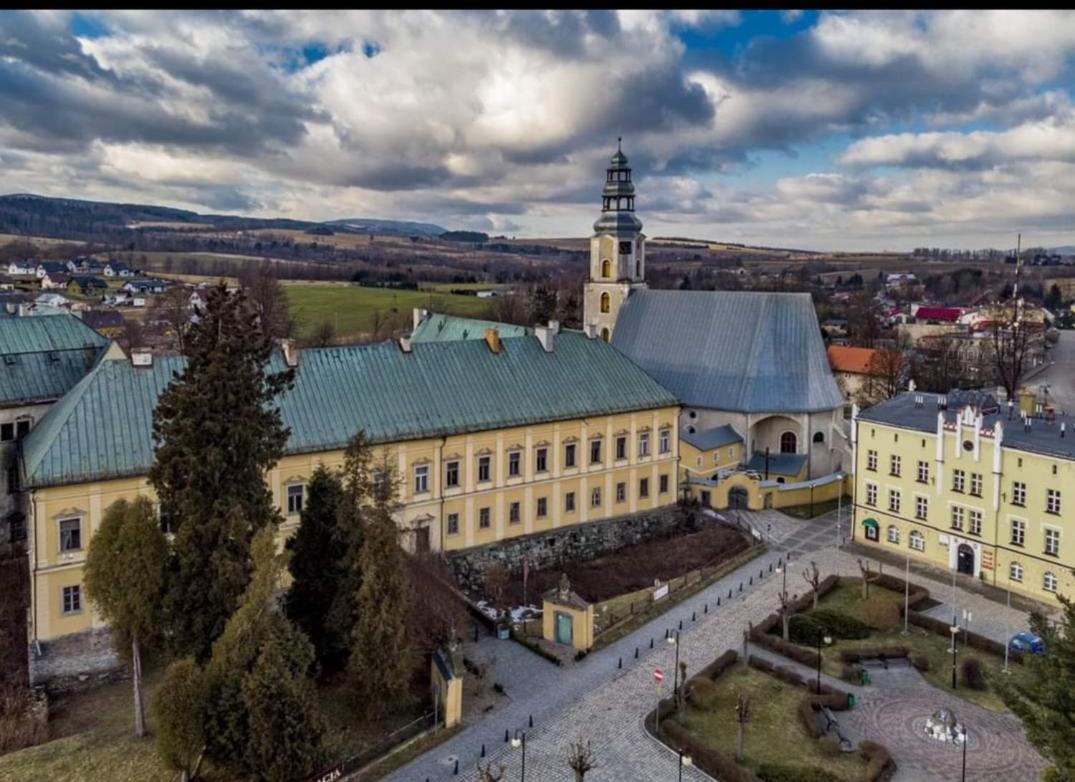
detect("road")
[1032,329,1075,414]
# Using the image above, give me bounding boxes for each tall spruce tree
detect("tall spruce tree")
[84,497,168,737]
[149,283,293,660]
[286,464,345,671]
[202,527,324,780]
[996,595,1075,781]
[346,456,412,717]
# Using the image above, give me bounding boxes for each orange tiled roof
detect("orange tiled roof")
[827,345,879,375]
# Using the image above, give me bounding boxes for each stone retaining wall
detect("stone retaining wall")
[449,505,699,595]
[28,627,121,690]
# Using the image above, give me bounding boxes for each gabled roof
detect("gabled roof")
[914,306,963,322]
[37,261,67,273]
[745,451,808,477]
[0,314,110,406]
[611,290,843,414]
[22,331,678,488]
[827,345,879,375]
[682,424,742,451]
[411,314,532,343]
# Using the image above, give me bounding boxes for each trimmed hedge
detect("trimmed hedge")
[870,573,930,610]
[838,646,910,664]
[807,609,871,640]
[757,764,843,782]
[661,717,762,782]
[859,740,896,781]
[789,614,827,645]
[752,633,822,667]
[696,649,739,681]
[906,610,1023,663]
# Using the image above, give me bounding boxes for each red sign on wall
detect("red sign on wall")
[981,549,994,571]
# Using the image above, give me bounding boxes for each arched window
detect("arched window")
[600,292,610,314]
[1043,571,1058,593]
[813,431,825,444]
[887,525,900,544]
[780,431,797,454]
[909,530,925,552]
[600,327,611,342]
[601,259,612,278]
[1009,561,1023,582]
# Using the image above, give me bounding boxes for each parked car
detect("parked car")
[1009,631,1046,655]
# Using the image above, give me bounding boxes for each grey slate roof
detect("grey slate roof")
[858,390,1075,462]
[611,289,843,414]
[0,315,109,407]
[682,424,742,451]
[22,331,679,488]
[745,451,808,476]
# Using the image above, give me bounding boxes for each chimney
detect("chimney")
[535,324,555,352]
[280,338,298,368]
[412,307,429,331]
[548,319,560,334]
[484,328,501,354]
[1018,387,1036,418]
[399,336,412,353]
[583,323,597,339]
[130,348,153,367]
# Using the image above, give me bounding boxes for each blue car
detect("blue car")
[1009,631,1046,655]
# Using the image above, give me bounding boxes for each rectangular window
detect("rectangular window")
[639,477,650,498]
[888,489,901,514]
[659,429,670,454]
[61,585,81,614]
[951,506,964,530]
[535,448,548,473]
[509,501,520,524]
[565,491,576,512]
[866,450,877,471]
[447,513,459,536]
[1009,561,1023,582]
[917,461,929,483]
[445,460,460,488]
[1011,518,1025,547]
[508,451,521,478]
[659,474,669,494]
[286,484,304,515]
[1044,572,1058,593]
[590,439,602,465]
[591,488,601,508]
[1011,481,1025,506]
[915,496,928,520]
[639,432,650,458]
[565,443,577,468]
[59,518,81,552]
[479,507,491,530]
[865,483,877,507]
[414,465,429,494]
[0,423,12,442]
[616,482,626,502]
[969,472,982,497]
[969,509,982,536]
[15,419,30,438]
[909,532,925,552]
[1047,489,1061,515]
[889,454,901,477]
[616,436,627,461]
[953,469,965,493]
[478,456,491,483]
[536,497,547,518]
[1045,528,1060,557]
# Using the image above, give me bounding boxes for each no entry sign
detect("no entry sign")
[654,667,664,684]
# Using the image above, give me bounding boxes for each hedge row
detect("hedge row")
[660,717,762,782]
[838,646,910,664]
[906,610,1023,663]
[859,739,897,781]
[757,764,843,782]
[869,573,930,610]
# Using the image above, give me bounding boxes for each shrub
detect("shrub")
[697,649,738,680]
[808,609,870,640]
[818,734,842,757]
[838,646,909,664]
[961,657,986,690]
[859,740,896,781]
[661,718,762,782]
[798,700,826,738]
[687,677,719,710]
[840,663,860,682]
[789,614,826,645]
[758,763,843,782]
[911,654,930,672]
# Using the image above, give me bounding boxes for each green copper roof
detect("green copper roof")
[22,331,678,488]
[410,314,533,343]
[0,315,109,407]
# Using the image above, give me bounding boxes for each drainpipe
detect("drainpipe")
[28,489,38,688]
[438,436,447,554]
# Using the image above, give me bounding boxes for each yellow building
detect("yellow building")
[852,389,1075,604]
[19,324,680,682]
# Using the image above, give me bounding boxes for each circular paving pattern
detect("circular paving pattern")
[844,670,1048,781]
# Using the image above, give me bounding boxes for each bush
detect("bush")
[687,677,719,710]
[961,657,986,690]
[818,734,842,757]
[752,632,821,667]
[911,654,930,672]
[838,646,909,664]
[808,609,870,640]
[758,763,843,782]
[697,649,738,681]
[789,614,827,645]
[858,740,896,781]
[840,663,861,682]
[798,700,826,738]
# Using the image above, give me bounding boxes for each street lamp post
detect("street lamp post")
[835,481,843,578]
[816,635,832,694]
[950,620,960,689]
[678,749,693,782]
[1003,586,1012,674]
[902,552,910,635]
[667,631,682,705]
[511,730,527,781]
[961,725,968,782]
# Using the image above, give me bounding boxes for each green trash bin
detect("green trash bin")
[848,693,856,708]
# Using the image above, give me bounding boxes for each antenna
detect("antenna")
[617,136,622,153]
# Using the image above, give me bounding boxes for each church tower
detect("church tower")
[583,139,646,341]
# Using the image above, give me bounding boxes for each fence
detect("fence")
[298,710,436,782]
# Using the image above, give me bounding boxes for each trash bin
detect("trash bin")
[847,693,856,708]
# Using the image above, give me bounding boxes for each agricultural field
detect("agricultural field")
[283,283,494,340]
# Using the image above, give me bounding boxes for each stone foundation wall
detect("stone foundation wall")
[28,627,122,690]
[449,505,698,595]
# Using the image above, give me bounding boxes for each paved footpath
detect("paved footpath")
[386,509,1047,782]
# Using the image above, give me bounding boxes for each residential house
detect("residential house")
[120,278,169,295]
[35,261,68,280]
[6,261,36,277]
[39,272,71,290]
[103,261,136,277]
[67,276,108,296]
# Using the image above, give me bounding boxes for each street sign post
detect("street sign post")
[654,667,665,733]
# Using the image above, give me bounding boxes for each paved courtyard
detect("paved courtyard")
[385,508,1049,782]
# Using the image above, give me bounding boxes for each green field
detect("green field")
[284,284,493,339]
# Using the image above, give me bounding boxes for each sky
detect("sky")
[2,10,1075,251]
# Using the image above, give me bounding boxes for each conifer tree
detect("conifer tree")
[286,464,345,671]
[996,595,1075,780]
[84,496,167,737]
[149,283,293,660]
[346,457,412,717]
[153,657,209,782]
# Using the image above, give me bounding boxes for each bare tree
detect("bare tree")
[778,587,792,641]
[483,564,511,625]
[237,264,293,339]
[857,558,880,600]
[990,318,1033,400]
[734,690,751,762]
[567,739,598,781]
[802,561,822,610]
[150,286,192,352]
[846,292,884,348]
[314,318,336,347]
[855,349,907,407]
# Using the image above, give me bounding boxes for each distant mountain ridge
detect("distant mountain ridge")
[325,217,446,236]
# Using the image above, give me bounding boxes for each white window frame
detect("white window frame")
[414,464,429,494]
[1047,489,1061,515]
[1009,561,1023,582]
[508,450,521,478]
[1043,571,1058,593]
[917,461,929,483]
[1011,480,1026,506]
[950,505,964,530]
[953,469,965,493]
[887,525,900,544]
[866,449,877,471]
[889,454,901,477]
[591,487,601,507]
[445,460,460,488]
[914,495,928,521]
[909,530,925,552]
[1044,527,1061,557]
[58,517,82,553]
[865,483,877,507]
[61,584,82,614]
[659,428,671,454]
[1011,518,1026,547]
[969,472,982,497]
[447,513,460,536]
[639,432,650,458]
[888,488,901,514]
[286,483,304,515]
[969,509,982,536]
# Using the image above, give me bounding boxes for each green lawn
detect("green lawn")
[676,666,866,780]
[812,582,1019,711]
[284,284,494,339]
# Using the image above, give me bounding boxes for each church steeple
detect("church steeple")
[584,140,647,341]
